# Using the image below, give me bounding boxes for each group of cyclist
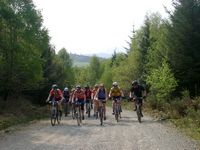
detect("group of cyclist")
[46,80,147,122]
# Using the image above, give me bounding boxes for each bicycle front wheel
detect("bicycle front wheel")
[51,109,56,126]
[136,104,141,123]
[57,110,61,124]
[99,107,103,126]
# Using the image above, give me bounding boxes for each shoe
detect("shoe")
[141,113,143,117]
[93,113,96,117]
[82,116,85,120]
[112,112,115,115]
[104,116,106,120]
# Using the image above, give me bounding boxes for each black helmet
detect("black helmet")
[132,80,138,86]
[85,85,89,89]
[52,84,58,90]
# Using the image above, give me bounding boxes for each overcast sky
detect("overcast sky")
[33,0,172,55]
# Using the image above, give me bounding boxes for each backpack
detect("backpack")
[98,88,106,99]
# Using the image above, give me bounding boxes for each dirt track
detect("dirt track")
[0,108,199,150]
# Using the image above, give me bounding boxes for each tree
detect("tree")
[167,0,200,96]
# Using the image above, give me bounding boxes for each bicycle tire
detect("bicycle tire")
[99,106,103,126]
[87,103,91,118]
[51,109,56,126]
[136,104,141,123]
[57,110,61,124]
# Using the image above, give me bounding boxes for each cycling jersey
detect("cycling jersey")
[50,89,62,101]
[110,87,121,97]
[74,89,85,100]
[130,85,144,97]
[85,89,92,99]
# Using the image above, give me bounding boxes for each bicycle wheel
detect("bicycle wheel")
[75,106,80,126]
[57,110,61,124]
[115,106,119,122]
[71,104,75,119]
[87,103,91,118]
[64,103,68,117]
[79,106,82,124]
[51,108,56,126]
[136,104,141,123]
[99,106,103,126]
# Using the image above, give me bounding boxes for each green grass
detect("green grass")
[0,97,48,130]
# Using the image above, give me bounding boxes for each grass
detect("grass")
[107,99,200,144]
[0,97,48,131]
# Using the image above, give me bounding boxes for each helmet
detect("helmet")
[94,84,99,88]
[132,80,138,86]
[85,85,89,89]
[76,85,81,89]
[52,84,58,90]
[113,82,118,87]
[99,83,104,87]
[64,87,69,91]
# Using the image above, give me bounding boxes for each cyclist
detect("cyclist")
[92,84,99,117]
[109,82,124,115]
[73,85,86,120]
[84,85,92,114]
[129,80,147,117]
[63,87,70,116]
[46,84,63,116]
[95,83,107,120]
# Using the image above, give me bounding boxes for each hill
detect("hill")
[69,53,105,67]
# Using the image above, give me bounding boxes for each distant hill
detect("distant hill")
[69,53,105,67]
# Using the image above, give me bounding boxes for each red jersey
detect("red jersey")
[74,89,85,100]
[85,89,92,99]
[50,89,62,100]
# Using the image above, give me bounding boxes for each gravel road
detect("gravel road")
[0,108,199,150]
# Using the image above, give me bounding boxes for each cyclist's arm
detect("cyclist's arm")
[108,89,112,98]
[94,89,99,100]
[120,89,124,97]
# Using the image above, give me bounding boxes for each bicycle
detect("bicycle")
[86,99,92,118]
[74,100,82,126]
[63,98,70,117]
[113,98,121,122]
[49,99,61,126]
[133,97,143,123]
[98,100,105,126]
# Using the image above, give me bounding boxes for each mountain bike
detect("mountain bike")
[49,99,61,126]
[98,100,105,126]
[134,97,143,123]
[113,98,121,122]
[74,100,82,126]
[63,98,70,117]
[86,99,91,118]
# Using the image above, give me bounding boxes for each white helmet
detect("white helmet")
[113,82,118,87]
[64,87,69,91]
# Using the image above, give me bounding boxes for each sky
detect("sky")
[33,0,173,56]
